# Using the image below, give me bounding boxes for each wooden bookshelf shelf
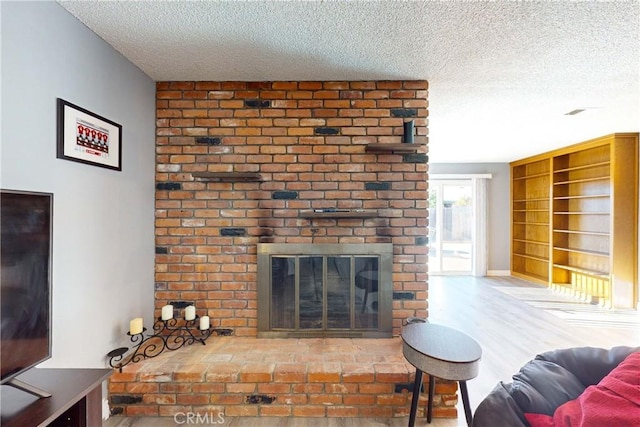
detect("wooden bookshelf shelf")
[513,252,548,262]
[512,238,549,246]
[552,263,609,279]
[513,171,549,180]
[553,176,609,185]
[554,161,610,174]
[553,194,609,200]
[512,197,549,203]
[515,272,549,284]
[554,247,609,257]
[554,211,609,215]
[552,229,610,236]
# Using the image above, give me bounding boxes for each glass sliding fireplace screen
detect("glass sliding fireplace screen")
[257,244,392,338]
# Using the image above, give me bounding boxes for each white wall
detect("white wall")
[429,163,511,273]
[1,2,156,369]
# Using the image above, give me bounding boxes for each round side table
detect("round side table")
[401,322,482,427]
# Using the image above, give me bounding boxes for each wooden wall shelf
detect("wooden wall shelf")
[300,210,377,219]
[192,172,263,182]
[365,143,425,153]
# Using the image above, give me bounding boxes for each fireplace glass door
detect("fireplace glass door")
[258,244,392,338]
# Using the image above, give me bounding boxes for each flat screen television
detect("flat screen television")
[1,189,53,397]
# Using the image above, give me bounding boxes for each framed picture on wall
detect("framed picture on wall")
[56,98,122,171]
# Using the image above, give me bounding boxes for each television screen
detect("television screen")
[0,190,52,383]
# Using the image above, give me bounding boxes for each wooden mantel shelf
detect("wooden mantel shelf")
[300,210,377,219]
[192,172,263,182]
[365,143,426,153]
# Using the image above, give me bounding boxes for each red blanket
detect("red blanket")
[525,352,640,427]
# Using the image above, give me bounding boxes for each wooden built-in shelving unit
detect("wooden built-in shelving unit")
[510,133,638,308]
[511,157,551,284]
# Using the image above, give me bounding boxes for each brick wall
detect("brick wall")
[155,81,429,336]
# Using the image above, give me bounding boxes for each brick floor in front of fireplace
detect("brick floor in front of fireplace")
[108,337,459,419]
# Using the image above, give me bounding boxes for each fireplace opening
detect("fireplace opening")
[257,244,393,338]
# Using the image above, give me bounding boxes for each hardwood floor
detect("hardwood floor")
[428,275,640,411]
[104,416,466,426]
[104,275,639,427]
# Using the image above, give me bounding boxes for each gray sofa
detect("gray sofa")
[472,346,639,427]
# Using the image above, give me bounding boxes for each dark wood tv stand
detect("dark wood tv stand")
[1,368,112,427]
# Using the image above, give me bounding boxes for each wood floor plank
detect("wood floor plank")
[428,275,640,411]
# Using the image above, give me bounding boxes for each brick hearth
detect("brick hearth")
[108,338,458,419]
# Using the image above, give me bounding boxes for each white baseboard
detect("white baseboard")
[487,270,510,276]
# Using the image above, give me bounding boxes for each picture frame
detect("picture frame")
[56,98,122,171]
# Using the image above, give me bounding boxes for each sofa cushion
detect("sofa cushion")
[524,351,640,427]
[535,345,638,387]
[511,360,584,414]
[510,378,555,416]
[472,382,529,427]
[473,346,640,427]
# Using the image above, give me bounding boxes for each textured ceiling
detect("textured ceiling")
[57,0,640,163]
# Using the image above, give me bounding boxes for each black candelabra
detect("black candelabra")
[107,316,232,372]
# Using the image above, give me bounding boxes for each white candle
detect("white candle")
[185,305,196,321]
[129,317,143,335]
[199,315,210,330]
[161,304,173,320]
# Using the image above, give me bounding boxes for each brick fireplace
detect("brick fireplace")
[128,81,449,420]
[154,80,429,335]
